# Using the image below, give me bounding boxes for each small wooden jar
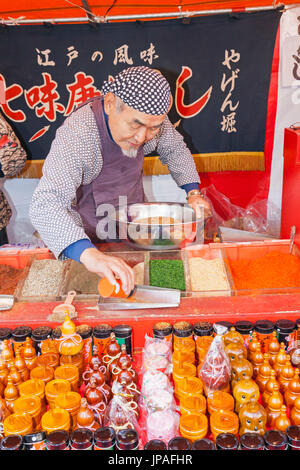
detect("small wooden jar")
[45,379,71,408]
[41,408,71,433]
[13,394,42,431]
[54,364,79,392]
[3,411,33,436]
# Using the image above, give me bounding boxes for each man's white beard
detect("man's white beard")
[122,147,138,158]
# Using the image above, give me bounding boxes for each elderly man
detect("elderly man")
[30,66,210,295]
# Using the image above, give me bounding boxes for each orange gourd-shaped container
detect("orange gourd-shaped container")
[1,340,14,364]
[278,356,295,394]
[247,332,261,361]
[41,408,71,433]
[54,364,79,392]
[4,376,19,412]
[45,379,71,408]
[9,366,22,388]
[36,352,60,370]
[291,396,300,425]
[266,383,283,428]
[262,370,281,406]
[207,391,234,415]
[54,391,81,430]
[102,333,121,374]
[3,411,33,436]
[210,410,239,441]
[273,343,288,377]
[75,397,100,431]
[250,345,264,378]
[176,376,203,401]
[268,331,281,367]
[179,412,208,442]
[274,405,291,432]
[256,353,273,393]
[13,394,42,431]
[224,327,244,346]
[57,313,83,356]
[284,368,300,408]
[14,350,29,382]
[0,360,9,386]
[23,337,37,371]
[180,395,207,415]
[30,365,54,385]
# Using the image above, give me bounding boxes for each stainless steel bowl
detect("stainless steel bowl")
[109,202,205,250]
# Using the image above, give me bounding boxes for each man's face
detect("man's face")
[104,92,166,157]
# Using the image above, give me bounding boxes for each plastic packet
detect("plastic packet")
[142,334,172,375]
[141,369,172,399]
[146,409,180,443]
[199,324,231,396]
[103,381,140,433]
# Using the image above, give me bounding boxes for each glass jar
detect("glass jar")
[41,408,71,434]
[216,432,239,450]
[76,325,93,367]
[194,321,213,340]
[46,430,69,450]
[12,326,32,356]
[13,394,42,432]
[153,322,173,344]
[114,324,133,357]
[168,437,191,450]
[0,434,24,450]
[275,319,297,352]
[286,425,300,450]
[116,429,139,450]
[240,432,265,450]
[94,427,116,450]
[70,428,93,450]
[23,431,46,450]
[173,321,194,351]
[234,320,253,348]
[45,379,71,409]
[254,320,275,353]
[264,429,287,450]
[3,411,33,437]
[144,439,167,450]
[192,438,215,450]
[93,324,113,358]
[31,326,52,355]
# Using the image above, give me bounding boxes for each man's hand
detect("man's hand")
[187,194,212,219]
[80,247,135,296]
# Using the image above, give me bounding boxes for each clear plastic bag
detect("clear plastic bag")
[146,409,180,443]
[199,324,231,396]
[103,381,140,433]
[142,334,172,376]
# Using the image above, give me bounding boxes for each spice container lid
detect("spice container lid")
[173,321,193,338]
[93,324,113,339]
[0,434,23,450]
[286,425,300,447]
[70,428,93,449]
[296,319,300,326]
[113,324,132,338]
[116,429,139,450]
[234,320,253,335]
[12,326,32,342]
[168,437,191,450]
[32,326,52,341]
[240,432,264,450]
[275,319,296,333]
[214,321,233,331]
[46,430,69,450]
[144,439,167,450]
[191,438,215,450]
[23,431,46,445]
[254,320,275,334]
[0,327,12,341]
[264,429,287,449]
[153,322,173,338]
[216,432,239,450]
[76,324,93,339]
[94,427,116,448]
[3,411,33,436]
[51,327,62,339]
[194,321,213,337]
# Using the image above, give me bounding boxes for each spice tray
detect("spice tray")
[220,239,300,296]
[14,253,71,302]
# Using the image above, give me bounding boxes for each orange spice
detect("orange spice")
[229,252,300,290]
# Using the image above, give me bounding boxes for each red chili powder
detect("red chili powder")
[0,264,23,295]
[229,251,300,290]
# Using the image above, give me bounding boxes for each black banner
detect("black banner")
[0,10,281,160]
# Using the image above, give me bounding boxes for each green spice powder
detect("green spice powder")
[149,259,186,291]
